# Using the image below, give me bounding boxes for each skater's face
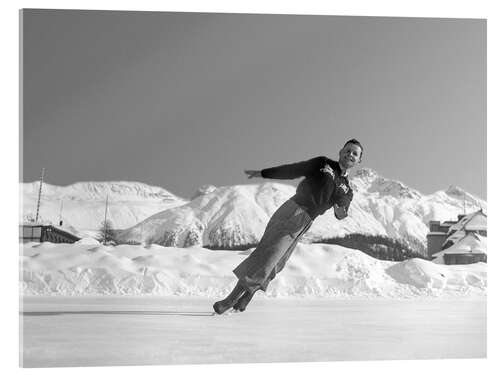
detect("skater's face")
[339,143,362,170]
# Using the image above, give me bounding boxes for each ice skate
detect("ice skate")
[213,281,246,315]
[233,291,255,312]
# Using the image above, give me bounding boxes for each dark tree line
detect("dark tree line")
[313,233,429,261]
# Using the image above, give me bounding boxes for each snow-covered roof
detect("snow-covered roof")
[464,214,487,231]
[447,215,469,234]
[445,230,466,245]
[428,232,448,236]
[433,233,487,257]
[447,210,487,234]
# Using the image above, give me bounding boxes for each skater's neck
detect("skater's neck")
[338,162,348,176]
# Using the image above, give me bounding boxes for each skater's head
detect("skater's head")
[339,139,363,170]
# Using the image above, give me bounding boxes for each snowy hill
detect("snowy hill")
[21,181,187,230]
[116,183,295,247]
[20,242,486,297]
[116,168,486,250]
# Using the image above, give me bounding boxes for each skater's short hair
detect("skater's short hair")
[343,139,364,158]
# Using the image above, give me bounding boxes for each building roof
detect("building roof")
[20,223,45,227]
[447,210,487,234]
[432,233,487,258]
[20,223,81,242]
[445,229,466,245]
[428,232,448,236]
[464,214,487,231]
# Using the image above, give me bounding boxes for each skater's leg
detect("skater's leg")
[233,199,312,294]
[233,218,312,312]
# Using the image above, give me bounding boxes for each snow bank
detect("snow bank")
[75,237,101,245]
[20,242,487,298]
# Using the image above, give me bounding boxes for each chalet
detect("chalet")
[426,219,456,257]
[432,232,487,265]
[447,210,487,237]
[426,210,487,264]
[19,224,80,244]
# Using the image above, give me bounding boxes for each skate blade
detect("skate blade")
[212,308,240,316]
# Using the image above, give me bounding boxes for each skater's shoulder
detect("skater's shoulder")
[310,155,337,165]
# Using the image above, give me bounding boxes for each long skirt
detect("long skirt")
[233,199,313,293]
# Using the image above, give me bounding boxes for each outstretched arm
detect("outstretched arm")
[258,156,327,180]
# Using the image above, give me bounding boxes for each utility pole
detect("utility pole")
[58,199,64,226]
[103,195,109,244]
[35,168,45,223]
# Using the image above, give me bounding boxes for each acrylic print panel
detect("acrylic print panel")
[20,9,486,367]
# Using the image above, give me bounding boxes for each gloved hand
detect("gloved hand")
[333,203,347,220]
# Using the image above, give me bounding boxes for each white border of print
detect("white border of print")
[2,1,498,375]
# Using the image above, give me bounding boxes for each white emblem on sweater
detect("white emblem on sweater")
[320,164,335,178]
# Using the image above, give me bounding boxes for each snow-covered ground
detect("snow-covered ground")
[19,241,487,367]
[20,242,486,298]
[20,296,486,367]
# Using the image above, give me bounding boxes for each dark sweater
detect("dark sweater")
[261,156,353,220]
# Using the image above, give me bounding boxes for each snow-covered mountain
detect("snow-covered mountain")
[116,183,294,247]
[20,181,187,231]
[115,168,486,250]
[20,170,486,251]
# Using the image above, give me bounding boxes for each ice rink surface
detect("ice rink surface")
[20,296,486,367]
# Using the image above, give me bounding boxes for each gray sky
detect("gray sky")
[21,10,486,199]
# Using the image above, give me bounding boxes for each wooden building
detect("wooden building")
[432,232,487,265]
[443,253,486,265]
[426,220,457,257]
[20,224,80,244]
[427,210,487,264]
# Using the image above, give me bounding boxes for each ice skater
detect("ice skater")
[213,139,363,314]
